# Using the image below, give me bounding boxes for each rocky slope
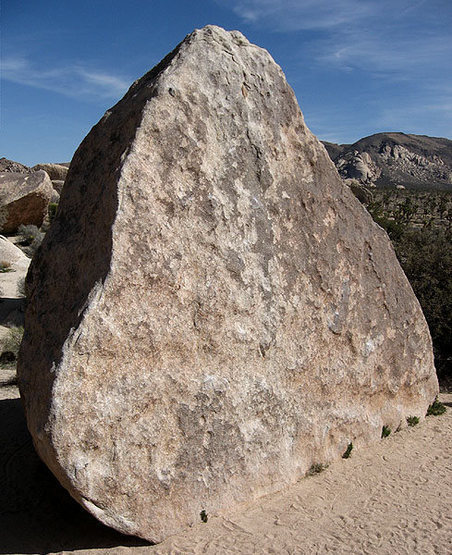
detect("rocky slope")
[323,133,452,190]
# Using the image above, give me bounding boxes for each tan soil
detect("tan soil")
[1,380,450,554]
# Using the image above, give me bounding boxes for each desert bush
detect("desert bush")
[406,416,420,427]
[427,398,446,416]
[0,326,24,366]
[48,202,58,223]
[17,224,44,257]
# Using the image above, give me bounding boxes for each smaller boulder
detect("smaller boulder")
[50,188,60,204]
[344,179,373,204]
[0,236,30,328]
[32,163,68,181]
[0,171,54,233]
[0,235,30,298]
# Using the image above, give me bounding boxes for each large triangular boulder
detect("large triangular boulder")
[18,26,438,543]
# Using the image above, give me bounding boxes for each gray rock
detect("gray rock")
[32,163,68,181]
[344,178,374,204]
[18,26,438,543]
[0,235,30,297]
[0,170,54,233]
[0,157,30,174]
[51,180,65,194]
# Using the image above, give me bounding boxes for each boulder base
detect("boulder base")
[18,26,438,543]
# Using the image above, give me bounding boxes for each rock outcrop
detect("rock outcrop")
[0,157,30,174]
[50,180,65,194]
[0,171,54,233]
[323,133,452,190]
[18,26,438,543]
[0,236,30,296]
[32,163,69,182]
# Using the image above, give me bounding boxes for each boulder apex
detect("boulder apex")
[18,26,438,543]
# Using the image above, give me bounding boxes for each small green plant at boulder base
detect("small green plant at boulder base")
[307,463,328,476]
[381,425,391,438]
[342,442,353,459]
[427,398,446,416]
[200,509,208,523]
[48,202,58,223]
[406,416,420,427]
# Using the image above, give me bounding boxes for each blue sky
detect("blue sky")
[1,0,451,166]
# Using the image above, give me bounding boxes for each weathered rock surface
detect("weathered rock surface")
[0,157,30,174]
[0,236,30,297]
[323,133,452,190]
[32,163,69,181]
[0,171,54,233]
[18,26,438,543]
[51,180,65,194]
[343,179,374,204]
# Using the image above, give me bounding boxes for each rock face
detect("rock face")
[51,179,65,194]
[0,171,54,233]
[0,236,30,296]
[323,133,452,190]
[18,26,438,543]
[32,163,69,181]
[0,157,30,174]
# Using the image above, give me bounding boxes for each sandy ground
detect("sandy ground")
[1,373,450,554]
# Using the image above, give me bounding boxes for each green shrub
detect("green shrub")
[48,202,58,223]
[17,224,44,257]
[381,425,391,438]
[200,509,208,523]
[17,224,40,245]
[0,326,24,366]
[406,416,420,427]
[427,398,446,416]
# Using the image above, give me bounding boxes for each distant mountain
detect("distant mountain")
[322,133,452,190]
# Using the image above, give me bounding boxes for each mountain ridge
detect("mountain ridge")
[322,132,452,190]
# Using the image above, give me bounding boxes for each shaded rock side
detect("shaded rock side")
[0,171,54,233]
[18,26,438,543]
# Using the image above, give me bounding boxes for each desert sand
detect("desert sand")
[0,370,450,554]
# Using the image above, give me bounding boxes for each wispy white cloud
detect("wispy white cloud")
[1,55,130,100]
[223,0,452,138]
[224,0,451,75]
[223,0,377,31]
